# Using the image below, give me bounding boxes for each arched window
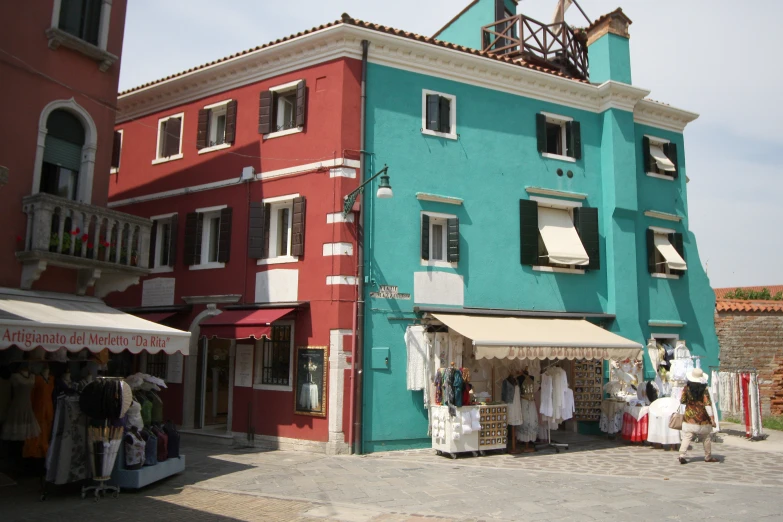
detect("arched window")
[40,109,85,200]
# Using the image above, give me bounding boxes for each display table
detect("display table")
[110,443,186,489]
[646,397,681,445]
[621,404,649,442]
[599,400,625,435]
[431,404,507,458]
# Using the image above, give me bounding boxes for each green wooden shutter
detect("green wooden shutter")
[646,229,656,274]
[421,214,430,260]
[218,207,233,263]
[567,120,582,160]
[664,142,679,179]
[262,203,272,258]
[536,113,547,153]
[438,96,451,134]
[447,217,459,262]
[148,220,158,268]
[43,136,81,171]
[111,131,122,169]
[426,95,440,131]
[519,199,539,265]
[184,212,200,266]
[573,207,599,270]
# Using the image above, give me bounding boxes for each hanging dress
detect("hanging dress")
[23,374,55,458]
[507,384,523,426]
[1,372,40,441]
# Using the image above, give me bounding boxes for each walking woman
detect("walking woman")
[679,368,718,464]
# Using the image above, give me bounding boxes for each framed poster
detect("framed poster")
[234,344,254,388]
[294,345,328,417]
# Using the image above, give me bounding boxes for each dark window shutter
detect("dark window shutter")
[262,203,271,258]
[184,212,200,266]
[225,100,238,144]
[111,130,122,169]
[148,220,158,268]
[196,109,210,150]
[495,0,504,21]
[664,142,679,179]
[248,202,266,259]
[217,207,233,263]
[646,228,656,274]
[291,196,306,257]
[536,113,547,153]
[447,217,460,262]
[642,136,653,173]
[519,199,539,266]
[421,214,430,260]
[567,120,581,160]
[519,199,538,266]
[438,96,451,134]
[669,232,685,276]
[168,213,178,266]
[164,117,181,157]
[426,95,440,131]
[573,207,599,270]
[258,91,273,134]
[295,80,307,128]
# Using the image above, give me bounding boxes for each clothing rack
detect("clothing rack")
[536,363,569,453]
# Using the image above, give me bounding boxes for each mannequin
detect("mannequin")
[1,363,40,441]
[23,363,55,458]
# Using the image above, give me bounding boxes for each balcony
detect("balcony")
[482,14,589,81]
[17,193,152,297]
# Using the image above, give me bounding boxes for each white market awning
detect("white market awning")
[653,234,687,271]
[538,207,589,266]
[432,313,642,361]
[0,289,190,355]
[649,143,676,172]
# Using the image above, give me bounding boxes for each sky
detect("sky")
[118,0,783,289]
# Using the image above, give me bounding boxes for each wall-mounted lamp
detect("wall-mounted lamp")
[343,164,393,215]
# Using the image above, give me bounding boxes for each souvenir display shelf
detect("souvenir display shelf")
[478,404,508,452]
[572,360,603,421]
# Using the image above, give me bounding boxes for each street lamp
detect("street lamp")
[343,164,393,215]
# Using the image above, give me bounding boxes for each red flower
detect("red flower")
[87,243,94,249]
[70,227,81,236]
[102,241,110,247]
[81,234,89,242]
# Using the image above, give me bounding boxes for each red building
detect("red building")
[105,24,365,453]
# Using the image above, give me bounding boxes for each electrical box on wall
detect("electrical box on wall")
[240,166,255,181]
[371,347,390,370]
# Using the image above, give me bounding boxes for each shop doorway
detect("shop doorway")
[196,337,231,429]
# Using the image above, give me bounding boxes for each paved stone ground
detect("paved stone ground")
[2,428,783,521]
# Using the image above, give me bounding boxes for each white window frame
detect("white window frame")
[198,100,233,155]
[152,112,184,164]
[110,129,122,174]
[149,212,176,273]
[257,194,299,266]
[540,112,576,163]
[420,211,457,268]
[189,204,226,271]
[264,81,304,140]
[531,196,586,274]
[253,320,295,392]
[649,225,680,279]
[421,89,457,140]
[644,135,675,181]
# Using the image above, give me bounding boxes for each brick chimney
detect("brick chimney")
[586,8,632,84]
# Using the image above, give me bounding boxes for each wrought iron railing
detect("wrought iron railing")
[481,14,589,81]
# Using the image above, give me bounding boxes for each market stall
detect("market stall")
[405,313,643,458]
[0,289,190,499]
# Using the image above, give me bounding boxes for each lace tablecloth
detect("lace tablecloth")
[599,400,626,434]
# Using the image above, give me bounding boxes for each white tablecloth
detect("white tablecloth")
[647,397,681,445]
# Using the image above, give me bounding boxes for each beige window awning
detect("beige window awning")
[432,313,642,361]
[653,234,687,271]
[649,143,676,172]
[0,289,191,355]
[538,207,589,266]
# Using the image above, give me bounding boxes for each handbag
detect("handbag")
[669,411,684,430]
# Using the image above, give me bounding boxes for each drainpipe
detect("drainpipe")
[352,39,370,456]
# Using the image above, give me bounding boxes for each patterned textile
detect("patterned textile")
[405,325,427,391]
[681,384,712,425]
[46,396,88,484]
[599,400,625,434]
[517,399,538,442]
[23,375,55,458]
[1,372,40,441]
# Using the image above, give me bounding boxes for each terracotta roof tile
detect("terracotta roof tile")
[120,13,587,97]
[714,285,783,299]
[716,299,783,313]
[585,7,632,33]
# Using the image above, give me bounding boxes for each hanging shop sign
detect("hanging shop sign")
[234,344,254,388]
[369,285,411,300]
[294,345,328,417]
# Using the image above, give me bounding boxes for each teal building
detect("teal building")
[358,2,718,452]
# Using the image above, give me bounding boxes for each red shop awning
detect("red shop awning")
[199,308,294,340]
[132,312,176,324]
